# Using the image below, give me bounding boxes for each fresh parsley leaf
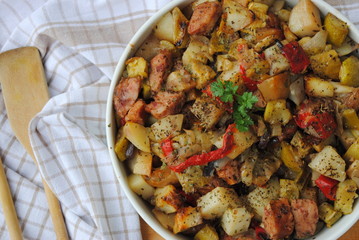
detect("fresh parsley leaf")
[209,79,258,132]
[236,92,258,109]
[210,79,238,103]
[211,80,225,97]
[233,92,257,131]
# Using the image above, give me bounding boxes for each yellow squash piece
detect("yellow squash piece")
[264,99,292,125]
[334,179,358,215]
[342,109,359,130]
[194,225,219,240]
[339,55,359,87]
[310,50,341,79]
[142,83,151,99]
[114,127,129,161]
[290,131,312,158]
[347,160,359,187]
[319,202,342,227]
[344,139,359,161]
[125,57,148,78]
[280,179,300,199]
[280,141,303,172]
[324,13,349,47]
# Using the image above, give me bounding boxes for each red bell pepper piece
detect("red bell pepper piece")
[255,226,269,240]
[160,137,174,157]
[240,65,260,92]
[315,175,339,201]
[294,101,337,139]
[170,124,235,173]
[281,41,310,74]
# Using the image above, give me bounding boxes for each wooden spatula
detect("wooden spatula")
[0,156,22,240]
[0,47,69,240]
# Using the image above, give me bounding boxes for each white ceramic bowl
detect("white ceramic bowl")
[106,1,359,239]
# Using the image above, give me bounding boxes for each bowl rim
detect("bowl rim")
[106,1,359,239]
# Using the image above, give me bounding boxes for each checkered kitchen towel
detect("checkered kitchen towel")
[0,0,358,239]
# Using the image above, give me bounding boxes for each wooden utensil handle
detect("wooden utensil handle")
[0,47,69,240]
[27,150,69,240]
[43,180,69,240]
[0,161,23,240]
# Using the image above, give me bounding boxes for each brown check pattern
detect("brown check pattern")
[0,0,358,239]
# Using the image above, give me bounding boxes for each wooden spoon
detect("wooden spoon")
[0,157,22,240]
[0,47,69,240]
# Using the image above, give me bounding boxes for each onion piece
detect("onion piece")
[334,37,359,57]
[270,0,285,13]
[213,157,232,170]
[334,100,344,136]
[301,30,328,55]
[289,77,306,105]
[330,81,355,95]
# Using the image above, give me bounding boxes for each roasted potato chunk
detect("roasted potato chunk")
[154,185,183,214]
[308,146,346,182]
[257,73,290,101]
[288,0,321,37]
[190,96,225,129]
[128,174,155,200]
[304,75,334,97]
[197,187,241,219]
[173,207,203,234]
[221,207,252,236]
[123,122,151,152]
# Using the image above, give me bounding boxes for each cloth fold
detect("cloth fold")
[0,0,358,239]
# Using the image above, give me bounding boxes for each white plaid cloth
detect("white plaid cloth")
[0,0,358,239]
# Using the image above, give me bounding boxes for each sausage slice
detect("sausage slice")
[125,99,147,125]
[262,198,294,240]
[291,199,319,239]
[145,91,185,119]
[113,77,142,119]
[149,50,173,93]
[188,2,222,35]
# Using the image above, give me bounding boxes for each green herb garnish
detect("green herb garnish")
[210,79,258,132]
[211,80,239,103]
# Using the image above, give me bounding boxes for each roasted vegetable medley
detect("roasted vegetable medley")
[113,0,359,239]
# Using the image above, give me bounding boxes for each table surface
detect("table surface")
[140,217,359,240]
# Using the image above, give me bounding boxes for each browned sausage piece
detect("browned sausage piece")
[216,159,241,185]
[342,88,359,110]
[291,199,319,239]
[145,91,185,119]
[262,198,294,240]
[149,50,173,93]
[125,99,147,125]
[113,77,142,119]
[188,1,222,35]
